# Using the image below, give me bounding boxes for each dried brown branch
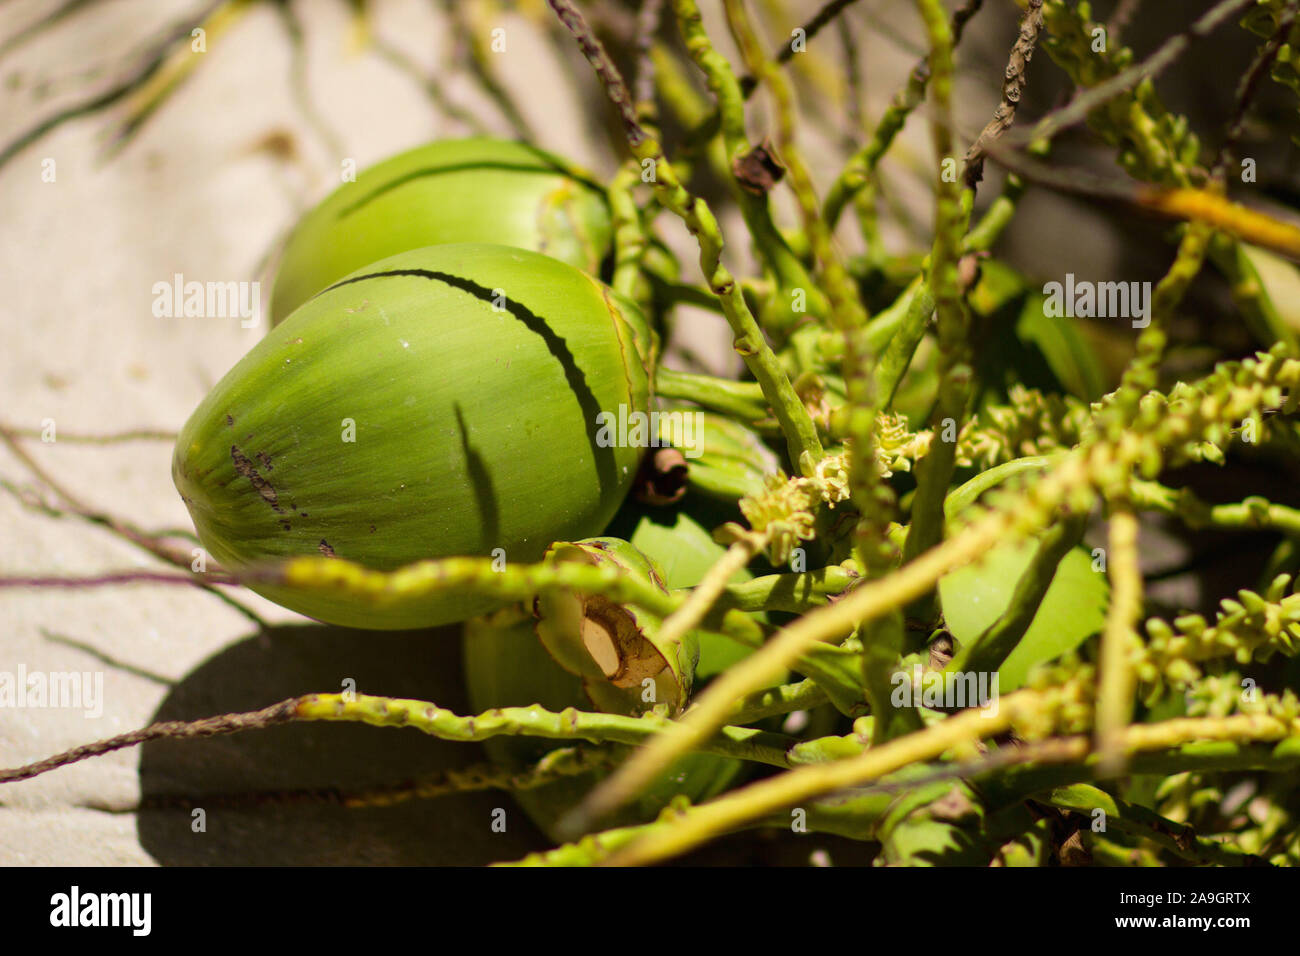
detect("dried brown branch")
[1213,0,1300,180]
[0,423,265,625]
[1106,0,1143,46]
[976,137,1300,261]
[89,747,617,813]
[546,0,648,146]
[1007,0,1257,148]
[0,699,300,784]
[962,0,1043,190]
[3,426,175,444]
[773,0,859,68]
[0,570,239,590]
[633,0,665,114]
[0,1,223,170]
[0,424,193,568]
[0,0,97,58]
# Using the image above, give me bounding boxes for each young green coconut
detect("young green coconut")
[269,137,613,323]
[173,243,655,629]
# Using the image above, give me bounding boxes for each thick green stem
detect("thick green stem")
[726,679,830,723]
[715,565,857,613]
[654,366,769,422]
[609,162,650,304]
[1131,479,1300,537]
[872,278,935,408]
[901,0,974,588]
[862,610,926,743]
[1095,508,1143,775]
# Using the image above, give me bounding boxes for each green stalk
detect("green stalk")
[672,0,827,323]
[1130,479,1300,537]
[654,366,770,422]
[295,693,798,769]
[962,173,1027,252]
[862,610,926,744]
[823,0,985,227]
[608,161,650,304]
[901,0,974,585]
[715,566,857,613]
[983,738,1300,811]
[547,0,823,467]
[726,679,830,723]
[872,278,936,408]
[1094,508,1143,776]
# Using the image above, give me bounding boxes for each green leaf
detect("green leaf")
[1015,293,1107,401]
[1240,243,1300,336]
[939,538,1109,692]
[629,507,755,679]
[968,258,1027,318]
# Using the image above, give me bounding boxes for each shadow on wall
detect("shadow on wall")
[136,622,548,865]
